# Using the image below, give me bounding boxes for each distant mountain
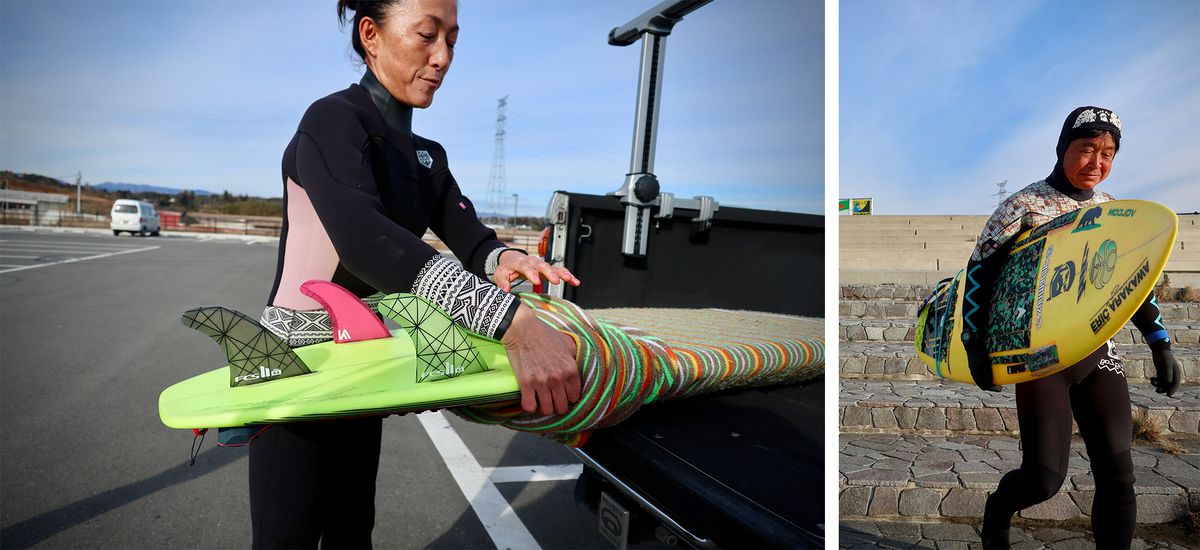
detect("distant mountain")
[93,182,214,196]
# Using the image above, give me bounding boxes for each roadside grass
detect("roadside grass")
[1131,408,1183,455]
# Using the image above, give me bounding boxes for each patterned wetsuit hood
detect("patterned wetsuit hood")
[1045,105,1123,202]
[360,69,413,138]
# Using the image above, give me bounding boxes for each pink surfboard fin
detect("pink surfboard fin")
[300,280,391,343]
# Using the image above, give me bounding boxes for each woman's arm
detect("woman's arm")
[1130,293,1181,396]
[291,104,516,340]
[422,140,508,278]
[960,199,1028,391]
[423,140,580,292]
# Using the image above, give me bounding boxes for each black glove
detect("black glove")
[1150,344,1182,397]
[963,331,1001,392]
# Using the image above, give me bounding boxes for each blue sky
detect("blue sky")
[0,0,824,216]
[841,0,1200,214]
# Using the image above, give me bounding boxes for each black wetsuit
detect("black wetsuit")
[962,174,1172,549]
[249,70,519,548]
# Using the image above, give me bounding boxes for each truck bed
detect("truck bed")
[574,308,825,548]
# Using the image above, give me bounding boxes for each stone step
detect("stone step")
[840,233,979,243]
[843,270,1200,289]
[839,379,1200,435]
[839,318,1200,346]
[839,298,1200,322]
[838,433,1200,524]
[840,284,939,301]
[838,342,1200,383]
[840,283,1200,303]
[838,519,1195,549]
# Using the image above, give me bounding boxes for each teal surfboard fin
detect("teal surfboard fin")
[376,294,490,383]
[181,306,312,387]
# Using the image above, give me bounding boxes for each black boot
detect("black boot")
[980,494,1012,550]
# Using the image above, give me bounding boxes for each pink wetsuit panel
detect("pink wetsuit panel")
[272,178,340,310]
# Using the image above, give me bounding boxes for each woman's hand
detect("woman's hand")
[492,250,580,292]
[501,304,581,415]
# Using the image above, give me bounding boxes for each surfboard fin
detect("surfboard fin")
[376,294,490,383]
[181,307,312,387]
[299,280,391,343]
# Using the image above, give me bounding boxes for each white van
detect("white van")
[110,199,161,236]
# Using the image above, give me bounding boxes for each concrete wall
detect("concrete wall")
[841,213,1200,287]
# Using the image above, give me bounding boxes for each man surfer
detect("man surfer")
[960,106,1183,549]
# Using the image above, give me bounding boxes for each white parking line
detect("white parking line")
[0,239,145,248]
[417,411,541,550]
[0,246,160,274]
[0,247,115,255]
[485,464,583,484]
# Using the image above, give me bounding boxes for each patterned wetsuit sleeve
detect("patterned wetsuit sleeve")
[971,196,1028,262]
[424,141,508,279]
[962,196,1029,337]
[293,103,517,340]
[412,255,518,340]
[1130,293,1171,350]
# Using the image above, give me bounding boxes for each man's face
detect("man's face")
[1062,133,1116,191]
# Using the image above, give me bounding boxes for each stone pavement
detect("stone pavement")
[837,282,1200,544]
[839,519,1198,549]
[839,318,1200,347]
[839,298,1200,323]
[839,342,1200,384]
[840,380,1200,435]
[839,433,1199,524]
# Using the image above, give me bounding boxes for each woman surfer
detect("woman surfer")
[249,0,581,546]
[960,106,1183,549]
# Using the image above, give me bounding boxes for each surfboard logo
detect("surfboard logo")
[1089,240,1117,290]
[234,366,283,384]
[442,362,465,377]
[338,329,352,340]
[416,150,433,169]
[1034,245,1053,328]
[1050,261,1076,300]
[1090,258,1151,334]
[1071,206,1103,233]
[1076,242,1090,303]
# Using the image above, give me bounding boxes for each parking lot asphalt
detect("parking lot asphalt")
[0,228,617,549]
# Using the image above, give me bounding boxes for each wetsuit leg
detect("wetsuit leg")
[317,417,383,549]
[983,369,1075,546]
[1069,343,1135,549]
[250,417,384,549]
[250,424,323,549]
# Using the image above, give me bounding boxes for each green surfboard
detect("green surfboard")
[159,293,520,430]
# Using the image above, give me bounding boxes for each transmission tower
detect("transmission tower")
[993,180,1008,210]
[485,96,508,224]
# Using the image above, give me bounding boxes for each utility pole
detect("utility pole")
[76,171,82,215]
[511,193,518,242]
[485,96,508,224]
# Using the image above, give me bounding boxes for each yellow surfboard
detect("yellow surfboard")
[915,200,1177,385]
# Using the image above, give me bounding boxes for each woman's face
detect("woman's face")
[362,0,458,108]
[1062,133,1116,191]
